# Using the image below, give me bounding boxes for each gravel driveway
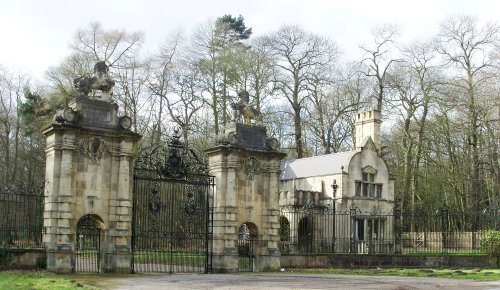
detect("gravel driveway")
[85,273,500,290]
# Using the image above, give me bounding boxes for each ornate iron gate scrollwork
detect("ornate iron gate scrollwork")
[132,131,214,273]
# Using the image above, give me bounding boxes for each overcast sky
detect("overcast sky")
[0,0,498,80]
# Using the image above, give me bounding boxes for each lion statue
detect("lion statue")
[73,61,115,100]
[231,90,262,125]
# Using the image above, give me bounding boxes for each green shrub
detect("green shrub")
[481,231,500,256]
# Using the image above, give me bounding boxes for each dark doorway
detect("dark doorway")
[298,216,313,252]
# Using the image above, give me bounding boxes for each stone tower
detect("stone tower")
[355,110,381,151]
[43,62,141,273]
[207,116,286,272]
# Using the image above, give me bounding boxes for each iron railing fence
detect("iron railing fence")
[0,184,497,258]
[279,205,499,255]
[279,205,396,255]
[401,207,499,254]
[0,189,44,249]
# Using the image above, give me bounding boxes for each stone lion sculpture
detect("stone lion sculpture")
[231,90,262,124]
[73,61,115,100]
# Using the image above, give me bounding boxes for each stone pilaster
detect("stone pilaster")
[105,141,135,273]
[44,129,77,273]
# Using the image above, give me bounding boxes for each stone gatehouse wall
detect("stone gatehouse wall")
[280,254,499,269]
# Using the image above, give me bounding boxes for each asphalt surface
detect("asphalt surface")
[84,273,500,290]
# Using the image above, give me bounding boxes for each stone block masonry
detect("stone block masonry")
[43,93,140,273]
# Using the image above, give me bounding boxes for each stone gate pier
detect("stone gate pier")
[207,122,286,272]
[43,62,141,273]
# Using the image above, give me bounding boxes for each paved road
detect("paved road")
[85,273,500,290]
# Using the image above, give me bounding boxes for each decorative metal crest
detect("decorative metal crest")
[77,215,100,235]
[144,182,164,230]
[181,185,199,217]
[79,136,111,164]
[240,156,261,180]
[134,129,208,179]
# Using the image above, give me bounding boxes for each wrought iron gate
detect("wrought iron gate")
[237,238,254,272]
[132,133,214,273]
[75,215,101,273]
[237,223,256,272]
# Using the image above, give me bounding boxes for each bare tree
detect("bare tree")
[167,59,205,145]
[305,63,363,154]
[0,68,29,190]
[113,56,149,134]
[264,25,338,158]
[193,20,222,135]
[361,24,401,112]
[70,22,144,67]
[146,31,183,145]
[436,15,499,227]
[232,37,275,112]
[401,40,440,219]
[46,22,145,111]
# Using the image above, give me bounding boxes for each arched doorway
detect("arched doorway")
[75,214,103,273]
[298,216,313,253]
[279,216,290,254]
[237,222,258,271]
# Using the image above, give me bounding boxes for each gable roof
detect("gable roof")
[280,150,357,180]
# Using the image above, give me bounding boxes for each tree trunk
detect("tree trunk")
[402,116,414,231]
[156,95,163,145]
[293,104,304,158]
[211,78,219,135]
[222,74,228,129]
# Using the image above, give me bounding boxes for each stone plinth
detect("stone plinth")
[43,96,140,273]
[68,97,119,129]
[207,123,285,272]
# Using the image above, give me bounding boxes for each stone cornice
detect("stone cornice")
[205,144,287,159]
[43,122,142,141]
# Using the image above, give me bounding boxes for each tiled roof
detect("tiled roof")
[280,151,357,180]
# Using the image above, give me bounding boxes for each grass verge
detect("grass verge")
[0,270,95,290]
[281,268,500,280]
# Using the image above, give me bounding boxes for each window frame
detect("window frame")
[355,166,383,198]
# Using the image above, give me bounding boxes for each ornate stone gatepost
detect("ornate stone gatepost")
[43,62,141,273]
[206,93,286,272]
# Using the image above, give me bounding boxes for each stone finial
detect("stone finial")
[73,61,115,101]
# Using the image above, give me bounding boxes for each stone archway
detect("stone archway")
[298,216,313,253]
[279,216,290,254]
[237,222,258,272]
[75,214,104,273]
[238,222,258,240]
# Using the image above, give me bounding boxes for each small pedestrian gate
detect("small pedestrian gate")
[237,223,256,272]
[237,238,255,272]
[75,215,101,273]
[132,133,214,273]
